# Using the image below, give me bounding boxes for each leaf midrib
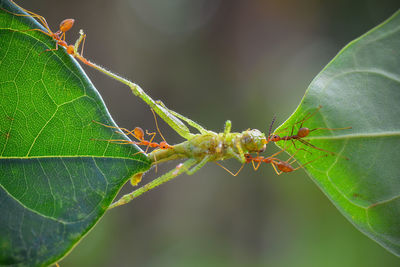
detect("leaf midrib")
[0,182,103,225]
[0,155,148,163]
[307,131,400,140]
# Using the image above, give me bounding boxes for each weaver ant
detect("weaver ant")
[244,148,327,175]
[1,0,76,54]
[267,105,351,157]
[2,0,95,66]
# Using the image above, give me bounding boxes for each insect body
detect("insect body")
[149,127,267,165]
[108,123,268,208]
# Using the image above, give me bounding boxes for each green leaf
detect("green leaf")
[275,10,400,256]
[0,1,151,266]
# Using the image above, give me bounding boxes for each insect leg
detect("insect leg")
[108,158,197,209]
[224,120,231,135]
[186,155,211,175]
[215,162,245,176]
[270,162,281,175]
[156,100,209,134]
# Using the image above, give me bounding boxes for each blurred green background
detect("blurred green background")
[17,0,400,266]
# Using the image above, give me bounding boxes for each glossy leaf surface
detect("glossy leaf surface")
[275,10,400,256]
[0,1,151,265]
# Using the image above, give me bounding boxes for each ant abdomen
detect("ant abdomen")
[297,127,309,138]
[276,161,293,173]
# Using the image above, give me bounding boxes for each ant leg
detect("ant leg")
[298,139,349,160]
[145,130,157,142]
[290,139,312,154]
[91,138,136,144]
[270,162,281,175]
[247,153,262,171]
[92,120,142,141]
[59,32,66,42]
[268,148,286,158]
[143,129,157,153]
[9,28,52,37]
[271,126,289,135]
[296,105,323,128]
[150,108,168,144]
[252,159,262,171]
[215,162,245,176]
[285,149,299,162]
[298,139,332,154]
[43,42,60,53]
[1,2,52,33]
[109,158,197,209]
[291,154,329,171]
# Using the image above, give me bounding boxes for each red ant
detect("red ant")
[2,1,76,54]
[2,0,95,66]
[92,109,172,152]
[244,149,327,175]
[267,105,351,156]
[244,148,300,175]
[92,121,172,152]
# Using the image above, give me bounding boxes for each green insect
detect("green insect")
[68,32,283,207]
[69,30,342,208]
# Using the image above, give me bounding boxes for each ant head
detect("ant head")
[244,154,253,163]
[159,141,171,149]
[269,134,280,142]
[240,129,266,153]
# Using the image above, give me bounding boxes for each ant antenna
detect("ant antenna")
[268,115,277,137]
